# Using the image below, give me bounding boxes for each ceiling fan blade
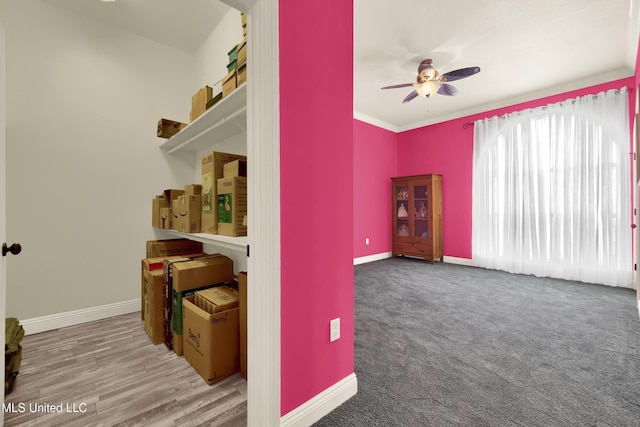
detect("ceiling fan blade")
[440,66,481,82]
[402,91,420,103]
[381,83,415,90]
[418,59,434,74]
[437,83,458,96]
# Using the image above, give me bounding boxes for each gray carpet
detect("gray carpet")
[315,258,640,426]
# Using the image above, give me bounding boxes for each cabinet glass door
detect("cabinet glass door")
[413,182,429,242]
[395,184,410,240]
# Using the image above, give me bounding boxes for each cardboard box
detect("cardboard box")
[191,86,213,122]
[183,296,240,385]
[206,92,223,109]
[163,256,199,350]
[238,39,247,65]
[143,269,164,344]
[185,184,202,196]
[222,70,237,98]
[141,254,201,322]
[163,189,184,203]
[238,272,247,379]
[145,239,203,258]
[152,196,169,228]
[201,152,248,234]
[194,286,239,314]
[172,195,202,233]
[217,177,248,237]
[172,254,234,293]
[171,254,234,356]
[160,207,171,229]
[157,118,188,139]
[237,61,247,86]
[223,159,247,178]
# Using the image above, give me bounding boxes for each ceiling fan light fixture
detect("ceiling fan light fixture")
[416,81,441,97]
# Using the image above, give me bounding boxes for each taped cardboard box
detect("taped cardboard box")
[217,176,248,237]
[193,285,238,313]
[171,254,234,356]
[183,291,239,385]
[201,152,247,234]
[172,195,202,233]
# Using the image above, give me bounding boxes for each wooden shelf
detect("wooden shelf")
[159,83,247,154]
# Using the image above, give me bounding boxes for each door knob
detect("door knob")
[2,243,22,257]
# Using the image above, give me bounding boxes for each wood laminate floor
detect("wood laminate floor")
[3,312,247,426]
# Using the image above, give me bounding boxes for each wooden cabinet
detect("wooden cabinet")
[391,174,443,264]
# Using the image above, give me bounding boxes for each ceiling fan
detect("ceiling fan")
[381,59,481,103]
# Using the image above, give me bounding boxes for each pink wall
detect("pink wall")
[279,0,354,417]
[397,77,637,259]
[353,120,397,258]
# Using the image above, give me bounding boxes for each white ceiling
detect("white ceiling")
[45,0,232,55]
[46,0,640,132]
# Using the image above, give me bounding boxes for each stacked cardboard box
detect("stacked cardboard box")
[223,159,247,178]
[141,239,204,343]
[151,185,204,233]
[217,177,247,237]
[170,254,234,356]
[172,195,202,233]
[201,152,247,234]
[151,189,184,230]
[222,69,237,98]
[142,254,202,344]
[183,286,240,384]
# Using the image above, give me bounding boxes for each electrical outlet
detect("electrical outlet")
[330,318,340,342]
[365,238,370,245]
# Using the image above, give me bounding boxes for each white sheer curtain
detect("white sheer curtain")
[472,88,632,287]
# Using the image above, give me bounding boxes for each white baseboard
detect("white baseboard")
[353,252,392,265]
[21,299,141,336]
[443,256,474,266]
[354,253,473,267]
[280,373,358,427]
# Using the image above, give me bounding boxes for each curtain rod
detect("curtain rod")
[461,88,627,129]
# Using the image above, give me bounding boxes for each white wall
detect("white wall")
[0,1,198,320]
